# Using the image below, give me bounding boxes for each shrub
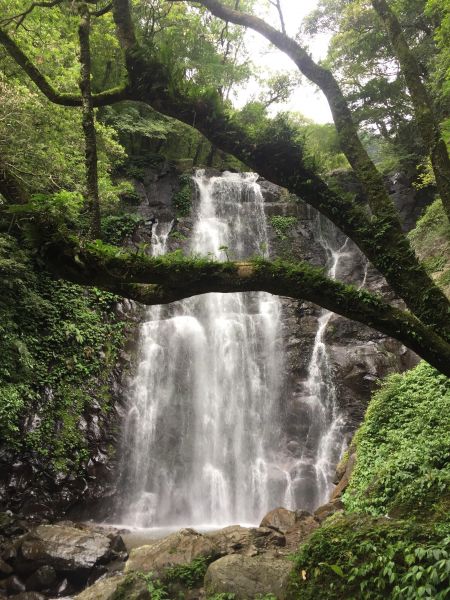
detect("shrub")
[343,362,450,517]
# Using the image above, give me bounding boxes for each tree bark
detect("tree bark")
[78,3,101,238]
[42,236,450,377]
[371,0,450,222]
[0,29,129,107]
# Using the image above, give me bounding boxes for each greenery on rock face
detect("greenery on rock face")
[270,216,298,240]
[173,174,194,217]
[409,200,450,290]
[0,232,124,471]
[290,362,450,599]
[165,555,211,588]
[102,213,143,246]
[343,362,450,517]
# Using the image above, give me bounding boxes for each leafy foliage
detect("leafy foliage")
[166,555,211,588]
[102,213,143,246]
[173,174,194,217]
[343,362,450,517]
[409,200,450,289]
[270,216,297,240]
[290,515,450,600]
[0,232,124,470]
[290,361,450,599]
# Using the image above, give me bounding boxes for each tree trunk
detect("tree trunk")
[78,3,101,238]
[372,0,450,221]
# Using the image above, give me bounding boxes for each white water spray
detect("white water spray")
[116,172,349,528]
[118,171,284,528]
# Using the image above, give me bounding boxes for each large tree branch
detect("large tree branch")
[371,0,450,221]
[2,0,450,343]
[170,0,398,221]
[159,0,449,340]
[0,28,130,107]
[42,236,450,377]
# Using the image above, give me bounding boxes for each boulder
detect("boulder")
[259,507,319,551]
[17,523,117,575]
[125,528,217,576]
[284,515,320,551]
[204,554,292,600]
[25,565,57,591]
[260,507,310,533]
[12,593,46,600]
[75,574,146,600]
[206,525,285,556]
[314,499,344,523]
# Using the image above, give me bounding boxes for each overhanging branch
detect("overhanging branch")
[0,29,130,107]
[42,236,450,376]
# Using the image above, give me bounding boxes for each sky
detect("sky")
[234,0,333,124]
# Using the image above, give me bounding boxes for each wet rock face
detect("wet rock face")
[0,166,420,525]
[262,179,418,452]
[0,518,127,598]
[205,525,286,557]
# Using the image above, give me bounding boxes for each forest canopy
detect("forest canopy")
[0,0,450,375]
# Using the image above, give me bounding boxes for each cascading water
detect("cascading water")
[117,171,284,528]
[283,215,349,510]
[116,170,348,529]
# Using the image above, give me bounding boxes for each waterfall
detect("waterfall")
[283,215,348,510]
[117,171,284,528]
[115,170,348,529]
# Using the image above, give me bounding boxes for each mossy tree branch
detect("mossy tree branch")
[42,236,450,377]
[371,0,450,222]
[108,0,450,341]
[0,28,130,107]
[2,0,448,340]
[1,0,450,358]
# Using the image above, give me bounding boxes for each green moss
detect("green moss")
[173,174,193,217]
[270,215,298,240]
[170,230,188,241]
[0,233,125,471]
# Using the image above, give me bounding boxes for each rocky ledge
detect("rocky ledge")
[0,516,127,599]
[0,496,347,599]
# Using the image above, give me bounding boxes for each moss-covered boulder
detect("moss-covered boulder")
[205,554,292,599]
